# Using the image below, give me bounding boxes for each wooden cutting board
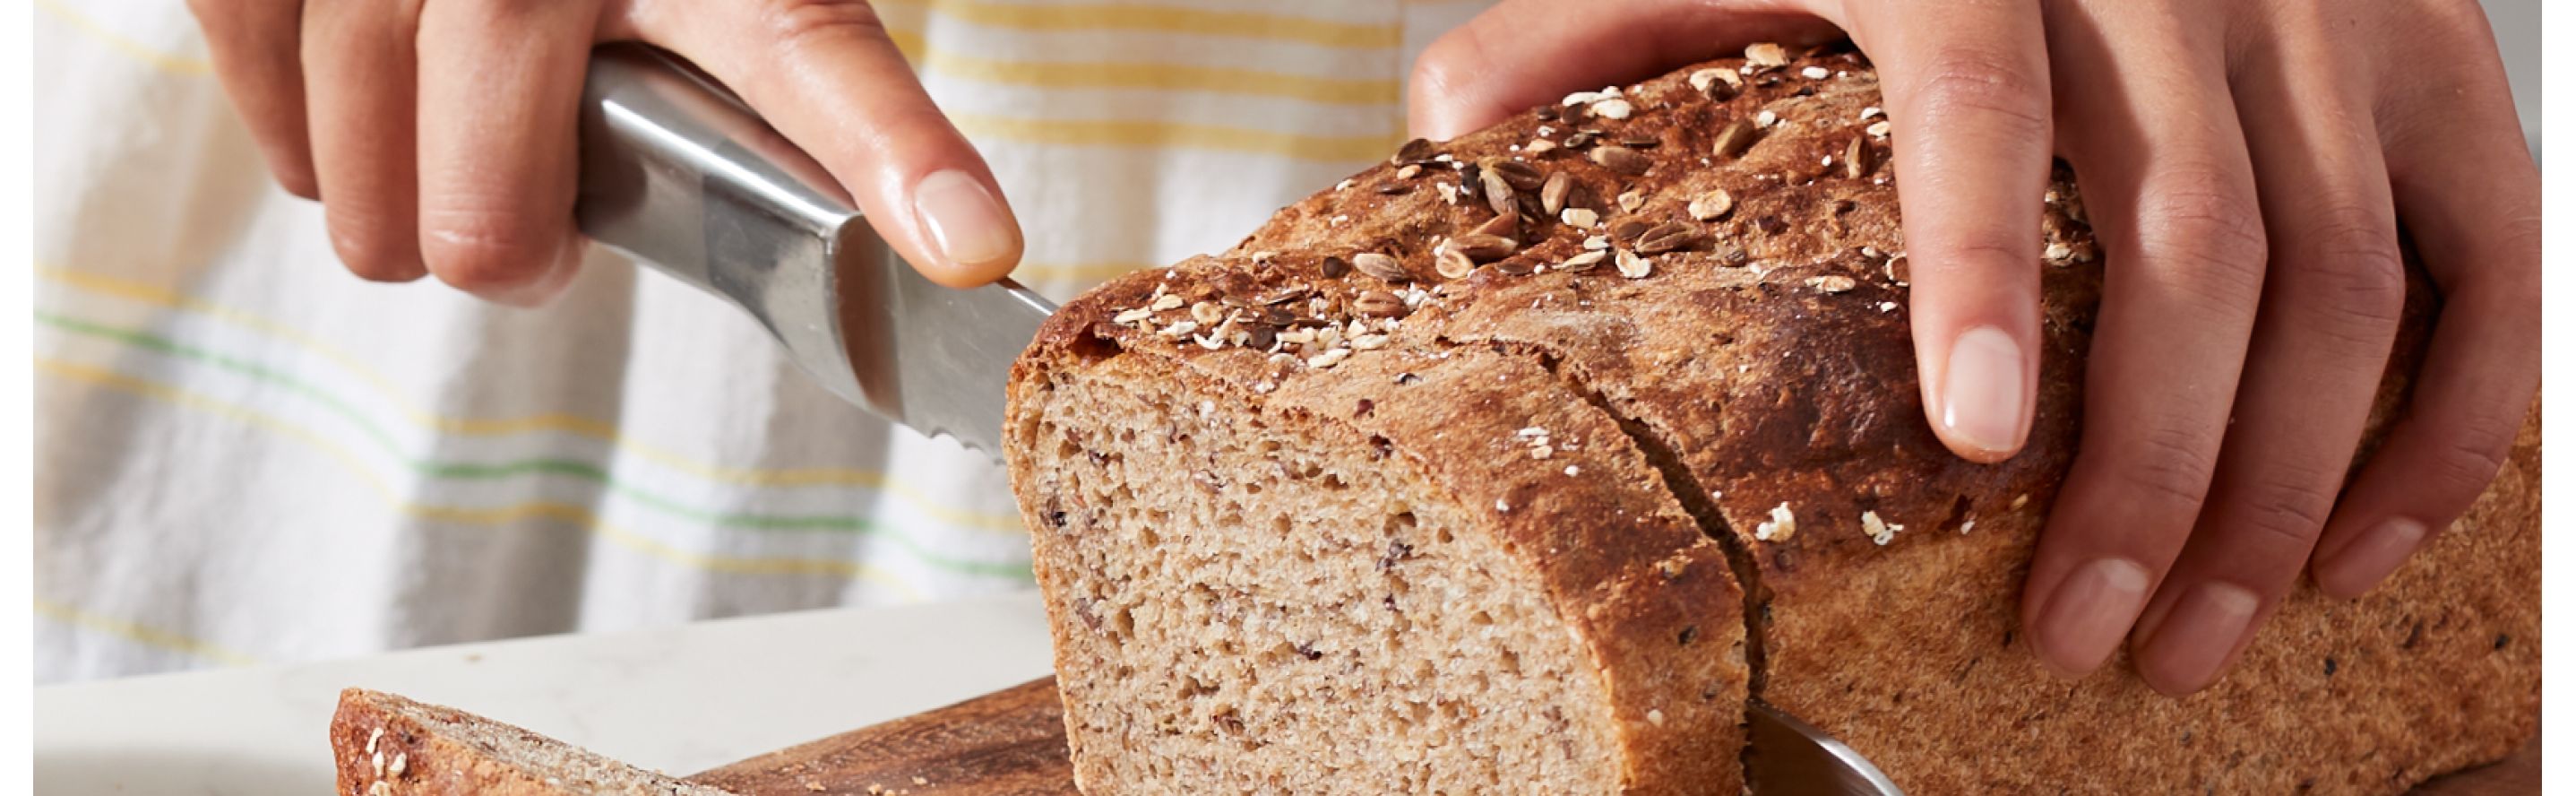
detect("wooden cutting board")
[687,678,2537,795]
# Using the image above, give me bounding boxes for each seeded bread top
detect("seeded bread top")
[1036,41,2103,560]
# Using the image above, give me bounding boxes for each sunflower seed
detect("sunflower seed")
[1307,348,1351,368]
[1590,145,1651,175]
[1711,118,1758,159]
[1844,136,1874,179]
[1866,120,1891,139]
[1610,218,1650,243]
[1560,207,1600,228]
[1495,259,1536,276]
[1525,138,1557,155]
[1114,307,1156,324]
[1800,65,1831,80]
[1350,333,1391,350]
[1745,42,1788,68]
[1808,275,1858,293]
[1150,293,1185,312]
[1635,222,1709,255]
[1396,164,1423,179]
[1479,168,1517,216]
[1689,68,1743,100]
[1393,138,1434,164]
[1559,249,1608,272]
[1688,189,1736,221]
[1353,253,1411,281]
[1450,233,1518,263]
[1582,235,1610,250]
[1487,160,1545,192]
[1591,98,1633,119]
[1472,212,1520,241]
[1615,248,1652,279]
[1255,286,1312,306]
[1540,171,1573,215]
[1435,247,1478,279]
[1353,290,1409,318]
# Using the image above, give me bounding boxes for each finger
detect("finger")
[1843,0,2054,464]
[633,0,1021,287]
[189,0,318,197]
[2019,6,2268,679]
[2124,21,2403,696]
[2310,5,2540,599]
[300,0,426,281]
[1403,0,1839,140]
[413,0,601,305]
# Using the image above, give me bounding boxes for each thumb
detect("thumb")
[626,1,1022,287]
[1407,0,1840,140]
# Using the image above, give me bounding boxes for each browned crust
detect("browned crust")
[691,678,1074,796]
[1010,265,1748,792]
[1008,41,2538,795]
[329,688,714,796]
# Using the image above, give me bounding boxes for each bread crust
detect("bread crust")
[1008,41,2538,795]
[330,688,724,796]
[1012,264,1748,792]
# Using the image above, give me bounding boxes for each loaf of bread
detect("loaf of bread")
[1004,42,2540,794]
[330,688,738,795]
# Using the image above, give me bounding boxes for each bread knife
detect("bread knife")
[574,46,1902,794]
[573,44,1055,461]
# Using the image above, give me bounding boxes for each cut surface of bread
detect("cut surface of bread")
[331,688,737,796]
[1006,41,2539,795]
[1011,341,1745,793]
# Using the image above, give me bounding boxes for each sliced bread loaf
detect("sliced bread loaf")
[1004,42,2540,794]
[330,688,737,796]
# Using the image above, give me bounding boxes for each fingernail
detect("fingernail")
[2315,518,2426,598]
[2030,558,2152,679]
[911,169,1020,272]
[2134,581,2261,695]
[1941,325,2029,457]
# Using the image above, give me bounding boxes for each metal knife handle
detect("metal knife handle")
[573,44,1054,453]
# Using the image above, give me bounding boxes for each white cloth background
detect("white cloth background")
[34,0,1493,682]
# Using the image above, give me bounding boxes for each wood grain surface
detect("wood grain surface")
[686,678,2535,794]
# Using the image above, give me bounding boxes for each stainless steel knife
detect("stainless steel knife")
[573,46,1900,795]
[573,44,1055,460]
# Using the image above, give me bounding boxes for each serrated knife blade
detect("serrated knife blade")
[573,44,1053,460]
[573,49,1908,793]
[1747,701,1906,795]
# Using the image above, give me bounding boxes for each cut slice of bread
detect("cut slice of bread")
[1004,40,2540,795]
[330,688,737,796]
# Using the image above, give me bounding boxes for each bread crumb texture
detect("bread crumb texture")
[1008,40,2537,795]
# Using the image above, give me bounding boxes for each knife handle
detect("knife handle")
[573,44,881,408]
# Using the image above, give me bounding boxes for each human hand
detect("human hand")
[1408,0,2537,695]
[188,0,1023,305]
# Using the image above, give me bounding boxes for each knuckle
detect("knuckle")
[2425,428,2514,496]
[2288,205,2407,347]
[327,221,422,282]
[2222,472,2339,550]
[2139,172,2269,300]
[1910,45,2051,140]
[418,209,560,291]
[2112,422,2224,515]
[757,0,892,55]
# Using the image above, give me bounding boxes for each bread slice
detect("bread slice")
[330,688,737,796]
[1005,42,2540,795]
